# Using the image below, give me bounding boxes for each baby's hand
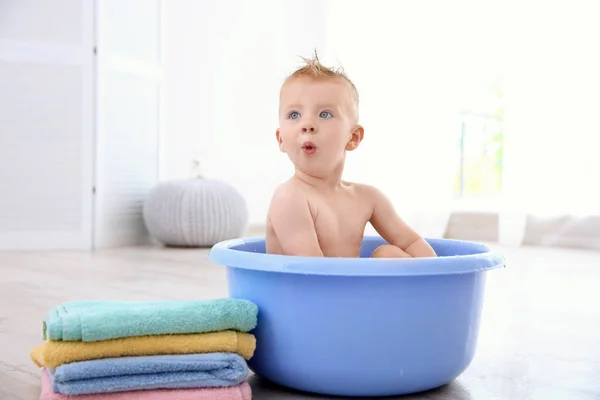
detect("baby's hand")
[364,185,437,258]
[267,183,324,257]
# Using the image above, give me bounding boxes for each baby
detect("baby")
[266,53,437,259]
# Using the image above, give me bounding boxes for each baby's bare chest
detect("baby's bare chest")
[311,197,372,256]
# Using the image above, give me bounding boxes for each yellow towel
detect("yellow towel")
[30,330,255,369]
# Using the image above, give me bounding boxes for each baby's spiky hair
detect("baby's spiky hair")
[285,50,359,110]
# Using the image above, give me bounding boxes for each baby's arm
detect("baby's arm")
[268,185,324,257]
[365,185,437,258]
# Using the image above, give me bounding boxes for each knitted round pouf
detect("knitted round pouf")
[143,178,249,247]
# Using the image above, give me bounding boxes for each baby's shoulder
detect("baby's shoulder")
[343,181,383,199]
[271,179,308,200]
[268,179,310,212]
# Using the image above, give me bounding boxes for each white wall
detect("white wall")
[163,0,326,226]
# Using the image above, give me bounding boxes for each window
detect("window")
[453,76,505,205]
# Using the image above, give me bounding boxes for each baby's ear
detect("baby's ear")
[276,128,286,152]
[346,125,364,151]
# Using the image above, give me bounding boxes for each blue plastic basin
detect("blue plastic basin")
[208,236,505,397]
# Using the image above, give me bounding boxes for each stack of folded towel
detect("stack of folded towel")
[30,298,258,399]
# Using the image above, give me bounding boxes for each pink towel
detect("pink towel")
[40,369,252,400]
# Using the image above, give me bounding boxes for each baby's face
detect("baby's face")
[277,77,362,178]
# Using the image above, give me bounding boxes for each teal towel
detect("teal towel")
[43,298,258,342]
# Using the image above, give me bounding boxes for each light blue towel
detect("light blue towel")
[43,298,258,342]
[48,353,249,395]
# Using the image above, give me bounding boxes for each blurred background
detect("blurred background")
[1,0,598,251]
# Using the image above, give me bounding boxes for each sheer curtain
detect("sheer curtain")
[499,1,600,246]
[325,0,600,246]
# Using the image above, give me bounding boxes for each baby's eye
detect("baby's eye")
[288,111,300,119]
[319,111,332,119]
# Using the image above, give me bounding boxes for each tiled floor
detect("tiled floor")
[1,242,599,399]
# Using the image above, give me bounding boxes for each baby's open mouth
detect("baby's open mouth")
[302,142,316,154]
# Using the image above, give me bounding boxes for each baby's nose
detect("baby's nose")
[301,124,316,133]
